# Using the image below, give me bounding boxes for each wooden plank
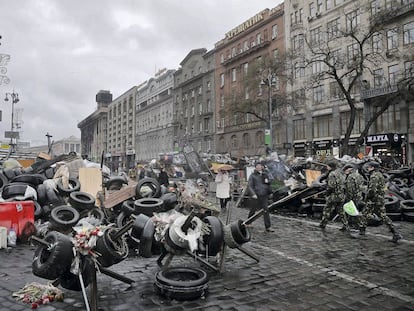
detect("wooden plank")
[79,167,103,199]
[103,182,137,209]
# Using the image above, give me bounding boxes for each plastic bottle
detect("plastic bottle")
[7,228,17,247]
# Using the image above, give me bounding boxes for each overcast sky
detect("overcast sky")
[0,0,282,146]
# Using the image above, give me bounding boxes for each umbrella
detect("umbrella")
[210,163,235,173]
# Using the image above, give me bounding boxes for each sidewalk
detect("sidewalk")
[1,204,413,310]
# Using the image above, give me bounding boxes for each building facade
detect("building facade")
[106,86,137,172]
[213,4,285,157]
[135,68,175,161]
[173,48,216,154]
[78,90,111,163]
[284,0,414,162]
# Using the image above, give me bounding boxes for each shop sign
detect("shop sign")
[126,149,135,155]
[313,140,332,149]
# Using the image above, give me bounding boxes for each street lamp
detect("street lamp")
[4,91,19,153]
[261,71,277,151]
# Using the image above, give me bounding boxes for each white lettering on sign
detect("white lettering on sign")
[225,12,265,39]
[366,135,389,143]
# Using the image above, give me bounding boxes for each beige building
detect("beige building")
[173,48,216,154]
[106,86,137,172]
[135,68,175,161]
[284,0,414,163]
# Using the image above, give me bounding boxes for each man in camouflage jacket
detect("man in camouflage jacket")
[320,160,350,232]
[343,164,365,208]
[359,161,402,242]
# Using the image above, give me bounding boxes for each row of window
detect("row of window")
[293,104,400,140]
[220,24,279,64]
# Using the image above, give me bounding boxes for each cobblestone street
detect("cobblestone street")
[1,205,414,311]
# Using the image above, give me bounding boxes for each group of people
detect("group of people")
[320,159,403,243]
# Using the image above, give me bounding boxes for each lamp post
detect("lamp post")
[4,91,19,153]
[261,70,277,151]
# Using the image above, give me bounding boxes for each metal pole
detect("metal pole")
[268,74,273,151]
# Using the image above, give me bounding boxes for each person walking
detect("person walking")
[247,162,274,232]
[343,163,365,211]
[359,161,402,242]
[158,167,169,187]
[319,160,350,233]
[215,169,232,210]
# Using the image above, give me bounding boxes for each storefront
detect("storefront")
[364,133,407,166]
[313,139,332,160]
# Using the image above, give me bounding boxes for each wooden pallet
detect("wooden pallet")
[103,182,137,209]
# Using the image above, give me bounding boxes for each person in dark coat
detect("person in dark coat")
[158,167,169,187]
[359,161,402,242]
[247,162,274,232]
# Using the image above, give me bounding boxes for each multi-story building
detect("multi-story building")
[213,4,285,157]
[173,48,216,154]
[135,68,175,161]
[78,90,112,163]
[106,86,137,172]
[284,0,414,162]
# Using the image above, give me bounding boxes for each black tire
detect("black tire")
[154,267,209,300]
[312,203,325,213]
[121,200,136,216]
[57,178,81,196]
[134,198,164,217]
[0,172,8,192]
[3,168,17,180]
[80,207,105,224]
[69,191,95,211]
[10,174,46,188]
[105,176,128,190]
[139,218,155,258]
[202,216,224,256]
[50,205,80,230]
[94,227,128,267]
[116,211,132,229]
[384,194,400,212]
[159,192,178,211]
[59,256,94,291]
[131,213,150,240]
[1,182,29,199]
[33,201,43,220]
[400,200,414,214]
[402,212,414,222]
[32,231,74,280]
[135,178,161,199]
[391,178,406,188]
[46,186,65,206]
[386,212,401,221]
[230,219,250,245]
[44,167,56,179]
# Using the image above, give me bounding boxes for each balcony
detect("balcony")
[360,85,398,100]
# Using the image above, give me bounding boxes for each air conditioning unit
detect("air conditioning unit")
[307,16,314,21]
[316,12,321,17]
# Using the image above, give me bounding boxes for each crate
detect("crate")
[0,226,7,249]
[0,201,34,238]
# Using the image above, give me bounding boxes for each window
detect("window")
[220,54,224,63]
[292,34,304,50]
[346,9,360,32]
[256,33,262,44]
[220,73,225,87]
[405,61,414,78]
[273,49,279,60]
[310,27,322,45]
[370,0,381,15]
[375,103,400,132]
[329,49,342,68]
[403,22,414,45]
[385,0,395,8]
[206,99,211,111]
[340,110,363,135]
[312,59,323,74]
[313,115,332,137]
[327,18,340,40]
[294,62,305,78]
[232,68,237,82]
[372,68,384,88]
[191,90,195,98]
[329,81,342,98]
[243,40,249,51]
[198,86,202,95]
[272,25,278,39]
[293,119,306,140]
[347,43,360,63]
[243,63,249,75]
[387,28,398,50]
[388,64,400,85]
[220,94,225,107]
[334,0,343,5]
[372,33,382,53]
[309,2,316,16]
[313,85,325,103]
[299,9,304,22]
[242,133,251,147]
[317,0,323,12]
[207,81,211,90]
[244,87,249,100]
[326,0,333,10]
[231,135,238,148]
[255,131,264,145]
[199,102,202,115]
